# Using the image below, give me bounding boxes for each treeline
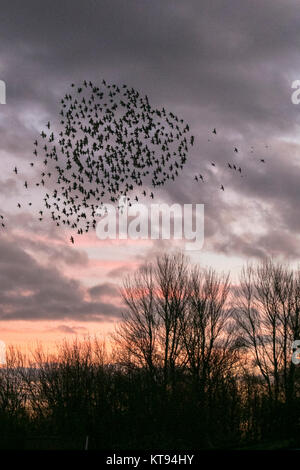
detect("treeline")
[1,253,300,449]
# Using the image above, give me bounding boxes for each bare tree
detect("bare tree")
[113,253,191,387]
[114,253,239,398]
[233,259,300,405]
[0,346,27,419]
[181,266,234,389]
[154,253,190,387]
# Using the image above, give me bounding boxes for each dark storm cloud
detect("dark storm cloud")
[89,282,119,300]
[0,233,123,321]
[1,0,297,121]
[1,0,300,265]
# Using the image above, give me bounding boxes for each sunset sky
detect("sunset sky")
[1,0,300,351]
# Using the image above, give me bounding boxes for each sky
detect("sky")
[1,0,300,350]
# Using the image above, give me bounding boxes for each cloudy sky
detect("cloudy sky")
[1,0,300,350]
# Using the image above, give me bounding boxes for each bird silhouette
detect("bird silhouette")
[8,87,269,242]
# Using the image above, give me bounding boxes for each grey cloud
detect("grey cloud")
[89,282,120,300]
[51,325,88,335]
[0,0,300,266]
[0,178,19,197]
[0,233,122,321]
[107,265,135,279]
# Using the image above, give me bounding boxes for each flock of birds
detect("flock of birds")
[2,80,194,242]
[0,80,268,243]
[193,128,267,191]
